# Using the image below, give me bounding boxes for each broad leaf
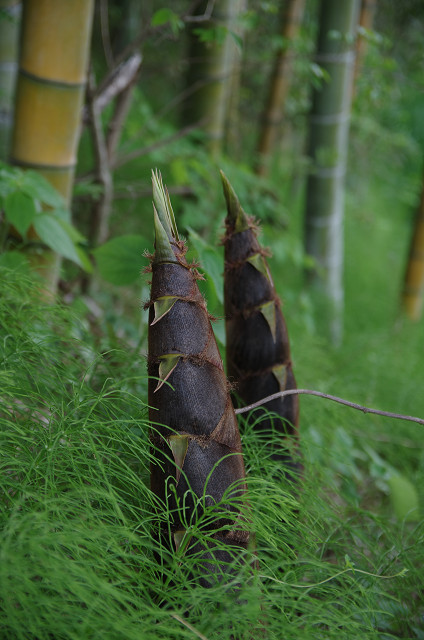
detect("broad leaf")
[4,191,36,236]
[188,228,224,304]
[388,474,420,522]
[33,214,82,266]
[93,234,146,285]
[21,170,65,208]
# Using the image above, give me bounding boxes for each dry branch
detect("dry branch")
[235,388,424,426]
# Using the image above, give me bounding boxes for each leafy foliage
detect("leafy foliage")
[0,163,90,270]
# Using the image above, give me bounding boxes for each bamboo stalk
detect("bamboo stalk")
[147,171,252,586]
[353,0,378,92]
[182,0,242,157]
[221,172,301,477]
[402,182,424,320]
[0,0,21,159]
[10,0,94,289]
[303,0,360,344]
[255,0,306,177]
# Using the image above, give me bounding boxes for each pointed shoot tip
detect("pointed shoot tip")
[220,170,249,231]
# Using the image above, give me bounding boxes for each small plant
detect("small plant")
[221,171,301,477]
[146,171,252,586]
[0,162,90,271]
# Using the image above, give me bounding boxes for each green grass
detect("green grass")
[1,259,423,639]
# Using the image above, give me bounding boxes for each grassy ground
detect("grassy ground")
[1,156,424,638]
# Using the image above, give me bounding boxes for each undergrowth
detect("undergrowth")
[1,269,423,639]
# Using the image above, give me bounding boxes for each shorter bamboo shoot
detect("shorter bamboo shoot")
[221,172,301,478]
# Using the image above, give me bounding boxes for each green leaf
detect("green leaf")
[93,234,146,285]
[75,246,93,274]
[33,214,82,266]
[387,474,420,522]
[57,217,86,244]
[4,191,36,236]
[151,8,183,34]
[49,207,72,224]
[188,228,224,304]
[21,170,65,208]
[0,166,20,198]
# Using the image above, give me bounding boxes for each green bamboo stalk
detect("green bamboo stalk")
[10,0,94,290]
[221,172,301,477]
[182,0,242,158]
[0,0,21,159]
[255,0,306,177]
[148,171,251,586]
[304,0,360,344]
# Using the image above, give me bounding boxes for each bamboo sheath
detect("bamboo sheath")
[148,172,251,586]
[402,184,424,320]
[221,173,300,475]
[11,0,94,201]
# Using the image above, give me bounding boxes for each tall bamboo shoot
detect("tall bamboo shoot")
[147,171,251,585]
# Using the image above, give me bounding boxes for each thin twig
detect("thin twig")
[184,0,216,22]
[86,72,113,246]
[106,57,142,165]
[100,0,114,69]
[82,53,142,125]
[234,389,424,426]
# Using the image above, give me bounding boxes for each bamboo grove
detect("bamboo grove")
[147,171,300,585]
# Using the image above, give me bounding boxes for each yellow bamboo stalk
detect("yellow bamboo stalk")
[10,0,94,289]
[402,184,424,321]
